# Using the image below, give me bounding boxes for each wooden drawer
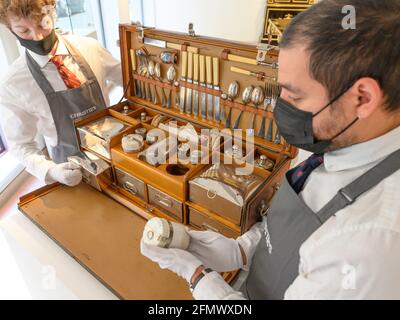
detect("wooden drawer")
[189,179,242,226]
[188,206,240,239]
[148,185,183,222]
[115,167,146,200]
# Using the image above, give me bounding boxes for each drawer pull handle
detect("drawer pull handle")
[207,190,217,199]
[259,200,270,217]
[202,223,220,233]
[155,194,173,208]
[123,181,138,195]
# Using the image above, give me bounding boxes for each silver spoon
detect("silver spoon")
[135,50,144,98]
[154,63,166,107]
[250,86,265,131]
[225,81,239,128]
[148,60,157,105]
[233,86,254,130]
[166,66,176,109]
[136,48,149,100]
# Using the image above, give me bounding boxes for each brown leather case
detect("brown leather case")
[18,23,298,299]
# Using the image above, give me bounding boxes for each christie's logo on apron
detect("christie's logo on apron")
[70,106,97,120]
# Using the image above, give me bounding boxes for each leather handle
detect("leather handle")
[199,55,206,84]
[130,49,137,72]
[181,51,188,79]
[187,52,194,80]
[206,56,213,85]
[213,57,219,86]
[193,53,199,82]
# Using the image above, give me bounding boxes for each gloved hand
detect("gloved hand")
[46,162,83,187]
[141,240,203,283]
[187,222,264,273]
[187,230,243,273]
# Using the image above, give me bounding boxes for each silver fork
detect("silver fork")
[270,84,279,112]
[265,83,275,141]
[272,84,282,144]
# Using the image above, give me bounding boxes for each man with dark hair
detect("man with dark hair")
[142,0,400,299]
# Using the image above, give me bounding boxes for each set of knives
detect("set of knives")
[178,52,222,123]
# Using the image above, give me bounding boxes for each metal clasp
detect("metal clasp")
[207,190,217,200]
[188,23,196,37]
[135,21,153,43]
[339,189,355,205]
[256,35,279,69]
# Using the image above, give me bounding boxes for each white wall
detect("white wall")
[0,25,20,68]
[100,0,130,59]
[140,0,267,45]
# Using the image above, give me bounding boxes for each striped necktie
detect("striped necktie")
[288,154,324,194]
[51,55,82,89]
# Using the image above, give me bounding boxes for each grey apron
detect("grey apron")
[26,38,106,164]
[242,148,400,300]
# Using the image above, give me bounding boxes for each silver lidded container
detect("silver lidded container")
[140,112,148,122]
[142,217,190,250]
[254,155,274,171]
[135,127,147,139]
[121,134,144,153]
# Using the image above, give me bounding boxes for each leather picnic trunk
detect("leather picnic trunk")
[18,23,298,299]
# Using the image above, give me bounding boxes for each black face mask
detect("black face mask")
[274,87,359,154]
[13,29,57,56]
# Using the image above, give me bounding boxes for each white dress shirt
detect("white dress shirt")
[193,125,400,300]
[0,34,122,182]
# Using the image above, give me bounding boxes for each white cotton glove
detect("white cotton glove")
[187,230,243,273]
[187,222,264,273]
[46,162,83,187]
[140,240,203,283]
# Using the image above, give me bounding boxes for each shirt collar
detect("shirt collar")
[27,35,69,69]
[324,125,400,172]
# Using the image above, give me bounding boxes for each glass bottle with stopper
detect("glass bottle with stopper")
[140,112,148,122]
[121,106,131,115]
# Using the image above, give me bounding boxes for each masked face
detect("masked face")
[274,87,359,154]
[13,28,57,55]
[9,7,58,56]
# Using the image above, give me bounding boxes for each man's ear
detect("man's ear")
[350,77,384,119]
